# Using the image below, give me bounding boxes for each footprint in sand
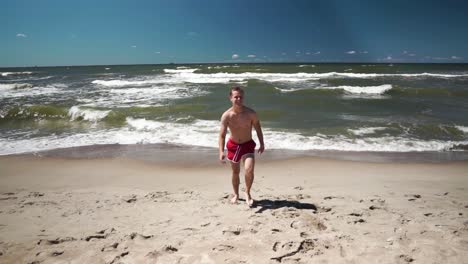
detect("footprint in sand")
[109,251,129,264]
[290,214,327,231]
[405,194,421,201]
[101,242,119,252]
[128,232,153,240]
[35,250,64,257]
[271,239,316,262]
[222,228,241,236]
[27,192,45,198]
[398,254,415,263]
[124,195,137,203]
[38,237,76,245]
[212,245,234,252]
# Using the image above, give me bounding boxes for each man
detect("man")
[219,86,265,207]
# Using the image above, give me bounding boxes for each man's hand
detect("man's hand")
[258,144,265,154]
[219,152,226,164]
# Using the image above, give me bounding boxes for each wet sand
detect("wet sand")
[0,154,467,263]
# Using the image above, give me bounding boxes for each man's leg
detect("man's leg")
[230,161,241,204]
[243,155,255,207]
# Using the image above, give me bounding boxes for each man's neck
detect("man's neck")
[232,105,243,113]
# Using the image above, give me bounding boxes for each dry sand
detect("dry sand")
[0,155,467,263]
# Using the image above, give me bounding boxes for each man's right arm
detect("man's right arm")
[218,113,228,163]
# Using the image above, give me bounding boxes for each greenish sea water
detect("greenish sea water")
[1,63,468,158]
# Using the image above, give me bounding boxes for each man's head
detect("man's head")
[229,86,244,106]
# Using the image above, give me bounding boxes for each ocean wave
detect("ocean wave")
[81,85,207,107]
[456,126,468,133]
[91,70,468,87]
[274,86,313,93]
[263,131,468,152]
[275,84,393,95]
[0,84,65,98]
[0,83,33,89]
[163,71,468,84]
[68,106,111,122]
[348,127,388,136]
[92,79,158,87]
[207,65,240,69]
[322,84,393,95]
[163,68,199,73]
[0,105,68,120]
[1,119,467,155]
[1,71,34,77]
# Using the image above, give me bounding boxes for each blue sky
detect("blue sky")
[2,0,467,67]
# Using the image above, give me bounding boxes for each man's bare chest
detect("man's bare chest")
[228,114,252,129]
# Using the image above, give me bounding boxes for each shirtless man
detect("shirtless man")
[219,86,265,207]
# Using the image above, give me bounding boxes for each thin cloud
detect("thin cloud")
[384,56,393,60]
[155,51,161,54]
[305,52,311,55]
[281,53,287,56]
[314,51,321,55]
[232,54,239,59]
[131,45,137,48]
[451,56,462,60]
[346,50,356,54]
[409,53,416,57]
[432,57,448,60]
[247,54,256,58]
[16,33,27,38]
[360,51,368,54]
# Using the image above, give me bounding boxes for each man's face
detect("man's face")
[230,91,244,106]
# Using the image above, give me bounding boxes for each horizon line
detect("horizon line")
[2,61,468,69]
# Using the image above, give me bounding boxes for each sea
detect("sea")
[1,63,468,162]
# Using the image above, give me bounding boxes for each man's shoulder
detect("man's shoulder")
[244,106,257,115]
[222,107,234,116]
[221,108,234,119]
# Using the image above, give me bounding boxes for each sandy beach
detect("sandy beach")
[0,152,467,264]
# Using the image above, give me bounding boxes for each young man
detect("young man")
[218,86,265,207]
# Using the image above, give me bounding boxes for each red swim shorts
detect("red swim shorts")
[226,139,256,163]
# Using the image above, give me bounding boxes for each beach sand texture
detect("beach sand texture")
[0,156,467,263]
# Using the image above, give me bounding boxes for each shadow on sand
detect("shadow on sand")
[253,199,317,214]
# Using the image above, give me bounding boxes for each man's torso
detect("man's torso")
[225,107,254,144]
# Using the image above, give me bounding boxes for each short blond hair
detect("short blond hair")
[229,86,244,96]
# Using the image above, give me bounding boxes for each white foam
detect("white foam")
[164,68,199,73]
[0,84,65,98]
[456,126,468,133]
[263,131,468,152]
[0,83,33,89]
[322,84,393,95]
[1,118,467,155]
[274,86,312,93]
[68,106,111,122]
[348,127,388,136]
[1,71,33,77]
[91,71,468,88]
[80,85,206,107]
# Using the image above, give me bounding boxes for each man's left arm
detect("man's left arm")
[252,113,265,154]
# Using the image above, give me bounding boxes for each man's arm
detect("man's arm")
[252,113,265,154]
[218,113,228,163]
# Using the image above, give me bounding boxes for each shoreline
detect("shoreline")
[2,143,468,165]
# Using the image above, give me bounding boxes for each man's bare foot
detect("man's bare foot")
[230,194,239,204]
[245,193,254,208]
